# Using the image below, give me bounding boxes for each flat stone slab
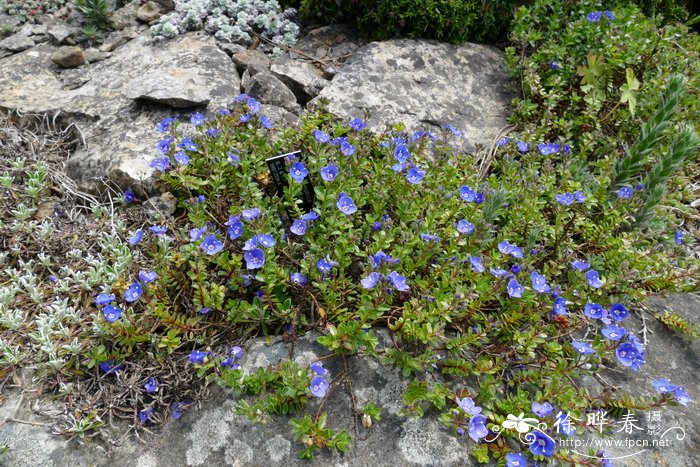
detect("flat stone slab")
[313,39,516,153]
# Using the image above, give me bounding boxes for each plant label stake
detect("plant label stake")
[265,151,315,214]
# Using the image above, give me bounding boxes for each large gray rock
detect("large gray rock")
[137,1,166,23]
[0,31,34,53]
[245,72,300,114]
[124,71,212,107]
[271,55,328,104]
[46,24,78,44]
[231,48,270,76]
[0,32,240,194]
[50,46,85,68]
[313,39,516,153]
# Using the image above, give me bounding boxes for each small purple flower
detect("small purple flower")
[585,270,603,288]
[572,340,595,355]
[190,224,207,242]
[156,138,174,154]
[241,208,261,220]
[394,145,410,163]
[675,230,683,245]
[128,229,143,245]
[420,233,440,242]
[340,140,355,156]
[256,234,276,248]
[99,360,123,374]
[496,137,510,146]
[460,185,477,202]
[227,151,241,166]
[124,283,143,302]
[149,225,167,236]
[604,10,615,20]
[617,187,634,199]
[387,271,409,292]
[218,108,231,115]
[537,143,560,156]
[636,183,644,191]
[246,97,261,114]
[570,260,590,271]
[556,193,574,206]
[190,113,205,126]
[516,141,530,153]
[290,219,307,236]
[507,278,524,298]
[549,61,561,70]
[138,271,158,283]
[206,128,220,138]
[609,303,629,322]
[228,346,244,360]
[499,240,524,259]
[149,157,170,172]
[601,325,626,340]
[240,113,251,123]
[584,303,606,319]
[673,386,692,405]
[170,401,186,420]
[302,211,319,221]
[337,193,358,215]
[616,342,641,369]
[406,167,425,184]
[123,190,135,204]
[489,267,508,277]
[259,115,272,129]
[290,272,308,285]
[653,378,676,394]
[392,162,406,173]
[313,129,330,143]
[244,248,265,269]
[317,258,337,275]
[199,307,210,315]
[145,377,158,393]
[95,293,116,306]
[468,414,489,442]
[48,275,58,283]
[189,350,207,364]
[138,408,154,424]
[506,452,528,467]
[310,361,328,375]
[156,117,176,133]
[200,234,224,255]
[511,265,521,274]
[456,397,482,415]
[103,305,121,323]
[442,124,461,137]
[361,272,382,289]
[220,358,240,370]
[349,117,366,131]
[532,401,554,417]
[552,297,568,316]
[531,271,551,294]
[556,411,575,436]
[310,375,329,398]
[457,219,475,234]
[573,190,587,203]
[179,138,199,152]
[587,11,602,22]
[320,164,339,181]
[470,256,485,273]
[174,151,190,165]
[290,162,308,183]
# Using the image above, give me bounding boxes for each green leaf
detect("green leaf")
[619,68,640,115]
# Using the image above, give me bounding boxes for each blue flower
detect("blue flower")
[138,408,154,424]
[290,272,308,285]
[468,414,489,442]
[556,193,574,206]
[372,221,383,231]
[99,360,123,374]
[470,256,485,273]
[226,221,243,240]
[244,248,265,269]
[361,272,382,289]
[95,293,116,306]
[240,113,252,123]
[156,117,177,133]
[406,167,425,184]
[530,272,551,294]
[556,411,576,436]
[149,225,167,235]
[206,128,220,138]
[123,190,135,204]
[507,278,524,298]
[604,10,615,20]
[190,224,207,242]
[190,113,205,126]
[241,208,261,220]
[391,162,406,172]
[340,140,355,156]
[585,270,603,288]
[460,185,477,202]
[506,452,528,467]
[156,137,174,154]
[457,219,475,234]
[549,60,561,70]
[387,271,409,291]
[532,401,553,417]
[552,297,568,316]
[572,340,595,354]
[290,162,308,182]
[189,350,207,364]
[236,93,249,102]
[617,187,634,199]
[259,115,272,129]
[394,145,410,163]
[145,377,158,393]
[609,303,629,322]
[317,257,337,275]
[228,346,244,360]
[291,219,307,236]
[149,157,170,172]
[318,164,339,182]
[616,342,641,369]
[570,260,590,271]
[516,141,530,153]
[498,240,524,259]
[200,234,224,255]
[127,229,143,245]
[311,361,328,375]
[313,129,330,143]
[179,138,199,152]
[138,270,158,283]
[601,325,626,340]
[674,230,683,245]
[310,375,329,398]
[636,183,644,191]
[511,265,521,274]
[573,190,587,203]
[587,11,602,22]
[125,282,143,302]
[653,378,676,394]
[227,151,240,166]
[442,124,461,137]
[220,358,240,370]
[537,143,560,155]
[496,137,510,146]
[420,233,440,242]
[199,307,210,315]
[456,397,482,415]
[246,97,261,114]
[302,211,319,221]
[103,305,121,323]
[673,386,692,406]
[584,303,606,319]
[349,117,366,130]
[489,267,508,277]
[218,108,231,115]
[337,193,357,214]
[256,234,276,248]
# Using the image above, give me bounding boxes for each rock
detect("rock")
[245,72,300,114]
[29,35,49,45]
[231,49,270,76]
[294,23,359,59]
[0,14,21,30]
[270,55,328,104]
[50,46,85,68]
[137,1,165,23]
[0,33,240,194]
[218,42,245,58]
[59,69,92,90]
[46,24,77,44]
[240,69,251,92]
[0,32,35,53]
[312,39,516,153]
[143,191,177,219]
[98,30,137,52]
[152,0,175,10]
[84,48,110,64]
[124,71,212,107]
[111,0,141,30]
